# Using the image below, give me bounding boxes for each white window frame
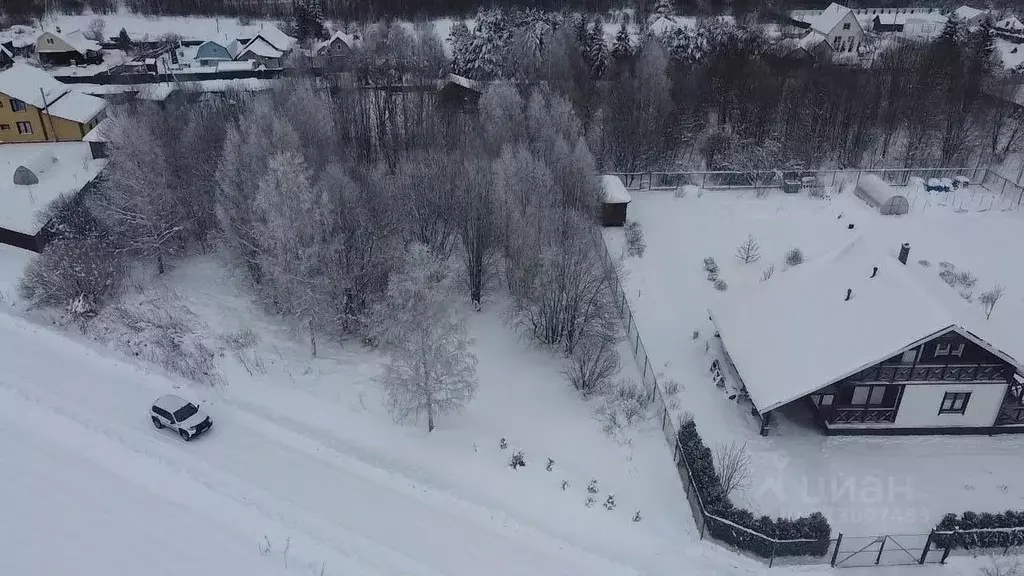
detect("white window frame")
[951,343,965,357]
[15,121,32,135]
[935,341,951,356]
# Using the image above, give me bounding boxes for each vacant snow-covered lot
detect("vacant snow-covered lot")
[0,250,777,576]
[605,186,1024,537]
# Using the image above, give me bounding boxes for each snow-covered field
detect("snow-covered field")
[605,186,1024,538]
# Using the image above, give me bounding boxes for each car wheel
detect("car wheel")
[179,429,191,442]
[152,416,163,429]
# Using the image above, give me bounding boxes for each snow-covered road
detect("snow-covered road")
[0,312,656,576]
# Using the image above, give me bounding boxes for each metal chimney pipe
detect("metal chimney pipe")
[845,288,852,301]
[871,266,878,278]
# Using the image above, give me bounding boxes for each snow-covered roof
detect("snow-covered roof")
[0,142,107,235]
[808,2,855,35]
[874,13,907,25]
[649,15,683,36]
[798,30,830,50]
[441,73,481,92]
[0,63,69,108]
[315,31,354,54]
[246,25,296,52]
[955,6,985,20]
[710,236,1024,414]
[63,29,101,54]
[998,16,1024,31]
[237,36,282,59]
[600,175,632,204]
[46,90,107,123]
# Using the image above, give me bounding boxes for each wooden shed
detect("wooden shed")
[600,175,632,227]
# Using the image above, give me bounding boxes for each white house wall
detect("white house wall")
[36,32,77,54]
[893,382,1007,428]
[828,12,864,53]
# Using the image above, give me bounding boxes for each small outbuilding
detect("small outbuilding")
[600,175,632,227]
[437,73,483,112]
[854,174,909,215]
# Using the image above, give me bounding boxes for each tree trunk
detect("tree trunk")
[309,319,317,358]
[157,249,165,275]
[427,403,435,432]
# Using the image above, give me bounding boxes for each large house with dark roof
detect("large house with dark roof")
[710,237,1024,436]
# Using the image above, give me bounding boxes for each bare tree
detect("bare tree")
[714,441,753,498]
[980,285,1005,320]
[372,244,478,432]
[455,157,499,309]
[760,262,775,283]
[735,234,761,264]
[564,337,621,397]
[86,17,106,42]
[625,221,646,258]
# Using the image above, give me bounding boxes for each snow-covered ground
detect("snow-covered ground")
[0,251,769,576]
[605,186,1024,537]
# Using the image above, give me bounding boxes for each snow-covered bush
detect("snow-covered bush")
[785,248,804,267]
[625,221,646,258]
[594,378,650,436]
[934,511,1024,551]
[735,234,761,264]
[221,327,265,376]
[714,279,728,291]
[703,257,719,274]
[959,289,974,303]
[918,259,932,267]
[509,449,526,469]
[759,262,775,283]
[19,235,125,320]
[677,420,831,558]
[957,270,978,288]
[603,494,616,510]
[940,269,958,286]
[587,478,599,494]
[90,299,221,385]
[564,337,621,397]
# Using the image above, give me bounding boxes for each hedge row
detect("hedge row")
[933,511,1024,550]
[677,420,832,558]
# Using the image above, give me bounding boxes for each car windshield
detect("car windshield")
[172,403,198,422]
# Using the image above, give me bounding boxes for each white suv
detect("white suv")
[151,394,213,441]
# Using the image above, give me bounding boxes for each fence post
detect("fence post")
[940,529,957,564]
[831,533,844,567]
[769,541,777,568]
[699,513,706,540]
[875,535,887,565]
[919,530,934,564]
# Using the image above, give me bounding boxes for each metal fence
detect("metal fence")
[606,167,1024,209]
[597,231,1024,568]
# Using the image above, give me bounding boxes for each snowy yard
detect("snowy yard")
[0,251,785,576]
[605,186,1024,537]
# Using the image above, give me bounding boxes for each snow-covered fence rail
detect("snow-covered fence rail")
[605,167,1024,207]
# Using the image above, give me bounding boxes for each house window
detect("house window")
[10,98,26,112]
[0,124,8,130]
[46,38,54,44]
[843,23,851,30]
[835,36,842,46]
[939,391,971,415]
[851,385,886,405]
[901,348,919,363]
[951,342,965,357]
[935,341,952,356]
[16,121,32,134]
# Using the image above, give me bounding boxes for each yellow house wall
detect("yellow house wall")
[0,91,101,143]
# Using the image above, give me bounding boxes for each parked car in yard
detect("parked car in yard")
[151,394,212,441]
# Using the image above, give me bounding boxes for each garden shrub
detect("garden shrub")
[933,511,1024,550]
[677,420,831,558]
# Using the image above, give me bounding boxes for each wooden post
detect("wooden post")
[831,533,844,567]
[940,529,957,564]
[919,530,934,564]
[769,541,777,568]
[875,536,887,564]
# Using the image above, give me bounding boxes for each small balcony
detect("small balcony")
[822,406,898,425]
[848,363,1011,384]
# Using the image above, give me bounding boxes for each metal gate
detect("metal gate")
[832,533,943,568]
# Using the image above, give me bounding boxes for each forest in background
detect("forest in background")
[7,0,1024,23]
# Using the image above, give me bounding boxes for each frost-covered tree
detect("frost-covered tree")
[455,157,499,309]
[90,108,186,275]
[372,244,478,432]
[253,151,333,356]
[478,84,526,155]
[611,21,632,66]
[468,8,510,80]
[587,17,608,80]
[293,0,326,43]
[653,0,675,18]
[448,20,474,75]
